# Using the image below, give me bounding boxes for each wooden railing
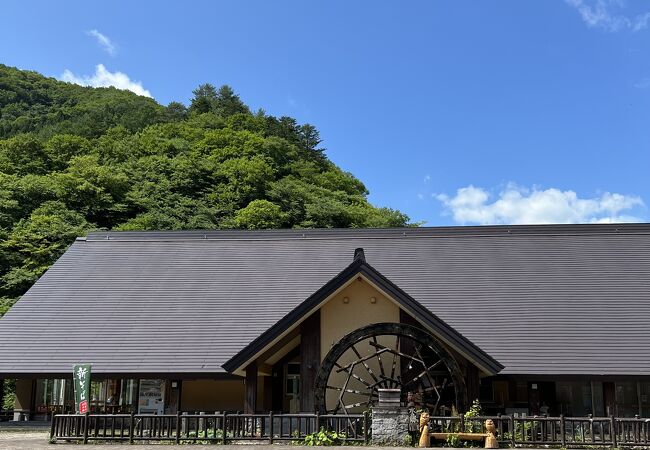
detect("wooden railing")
[50,411,370,444]
[428,414,650,447]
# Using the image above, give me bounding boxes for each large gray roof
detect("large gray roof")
[1,223,649,376]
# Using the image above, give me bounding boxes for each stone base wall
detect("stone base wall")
[371,406,411,445]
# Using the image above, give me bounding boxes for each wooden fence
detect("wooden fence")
[50,411,650,446]
[50,411,369,444]
[429,414,650,447]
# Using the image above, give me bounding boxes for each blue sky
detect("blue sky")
[1,0,649,225]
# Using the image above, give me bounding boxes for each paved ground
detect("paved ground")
[0,431,425,449]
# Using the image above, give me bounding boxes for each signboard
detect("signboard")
[138,379,165,414]
[73,364,91,414]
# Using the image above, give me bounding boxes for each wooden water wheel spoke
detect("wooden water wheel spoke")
[314,323,467,414]
[403,358,444,389]
[390,335,399,380]
[326,385,367,395]
[349,344,380,383]
[413,344,436,388]
[334,362,371,387]
[337,345,390,375]
[368,341,426,367]
[335,366,355,415]
[343,401,365,410]
[372,336,387,378]
[368,376,400,389]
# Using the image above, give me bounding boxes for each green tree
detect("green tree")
[213,85,250,117]
[0,64,411,319]
[1,201,89,298]
[189,83,218,114]
[234,199,287,229]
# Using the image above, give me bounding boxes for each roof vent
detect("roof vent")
[354,247,366,262]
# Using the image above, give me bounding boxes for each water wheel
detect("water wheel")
[314,322,466,414]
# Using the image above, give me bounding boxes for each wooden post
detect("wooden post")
[245,363,258,414]
[83,412,89,444]
[466,365,480,409]
[222,411,228,445]
[560,415,566,448]
[300,310,320,412]
[129,412,135,444]
[269,411,274,444]
[49,414,56,441]
[175,411,181,444]
[610,416,617,449]
[510,415,515,448]
[363,411,370,444]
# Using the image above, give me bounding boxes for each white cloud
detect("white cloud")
[566,0,650,32]
[61,64,152,98]
[436,184,645,225]
[424,175,431,183]
[87,29,116,56]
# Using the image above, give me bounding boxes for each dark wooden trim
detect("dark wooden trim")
[466,364,480,405]
[223,259,366,372]
[263,375,273,412]
[0,372,242,380]
[245,363,258,414]
[300,310,320,412]
[223,258,503,375]
[177,379,183,412]
[357,263,503,374]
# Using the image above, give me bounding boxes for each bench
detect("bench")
[418,413,498,448]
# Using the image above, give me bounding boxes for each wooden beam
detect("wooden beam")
[263,375,273,412]
[245,363,258,413]
[466,363,480,408]
[300,310,320,412]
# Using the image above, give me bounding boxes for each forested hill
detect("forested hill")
[0,64,409,316]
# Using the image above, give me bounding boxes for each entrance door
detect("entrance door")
[286,363,300,413]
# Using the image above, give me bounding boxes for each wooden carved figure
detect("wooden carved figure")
[418,412,430,448]
[484,419,499,449]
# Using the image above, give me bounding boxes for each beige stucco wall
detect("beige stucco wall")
[181,379,244,412]
[320,277,401,412]
[320,277,400,358]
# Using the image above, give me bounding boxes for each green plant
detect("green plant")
[463,399,483,432]
[446,433,461,447]
[403,433,413,446]
[304,427,345,446]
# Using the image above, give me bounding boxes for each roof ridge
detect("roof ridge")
[84,223,650,242]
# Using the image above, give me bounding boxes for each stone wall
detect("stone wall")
[371,406,411,445]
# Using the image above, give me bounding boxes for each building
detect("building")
[1,224,650,420]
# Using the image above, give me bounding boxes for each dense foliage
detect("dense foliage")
[0,64,409,317]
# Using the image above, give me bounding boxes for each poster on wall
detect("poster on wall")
[138,379,165,414]
[73,364,92,414]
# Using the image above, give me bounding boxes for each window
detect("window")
[286,363,300,395]
[34,379,71,413]
[86,379,139,413]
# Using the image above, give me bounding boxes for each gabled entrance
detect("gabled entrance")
[223,248,502,413]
